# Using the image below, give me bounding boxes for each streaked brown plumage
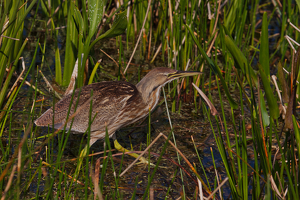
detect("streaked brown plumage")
[35,81,144,144]
[35,67,201,159]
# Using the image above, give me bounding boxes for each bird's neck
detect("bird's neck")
[136,80,162,110]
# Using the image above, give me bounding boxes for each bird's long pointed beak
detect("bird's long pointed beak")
[168,70,202,79]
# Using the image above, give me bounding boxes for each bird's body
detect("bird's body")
[35,67,201,159]
[35,80,157,145]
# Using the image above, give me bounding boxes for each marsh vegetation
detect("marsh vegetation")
[0,0,300,199]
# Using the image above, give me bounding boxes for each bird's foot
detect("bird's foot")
[114,140,155,166]
[135,156,155,167]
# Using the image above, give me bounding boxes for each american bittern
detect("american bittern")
[35,67,201,163]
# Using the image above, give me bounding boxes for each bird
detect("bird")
[35,67,201,163]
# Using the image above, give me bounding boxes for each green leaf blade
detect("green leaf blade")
[88,0,106,38]
[259,12,270,78]
[258,65,279,120]
[90,10,128,47]
[224,35,258,85]
[98,10,128,40]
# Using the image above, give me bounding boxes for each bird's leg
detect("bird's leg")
[113,139,149,165]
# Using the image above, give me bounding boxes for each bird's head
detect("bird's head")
[136,67,201,102]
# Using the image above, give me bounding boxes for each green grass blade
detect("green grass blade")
[259,90,270,127]
[259,12,270,77]
[88,60,101,84]
[63,1,78,86]
[293,115,300,162]
[185,24,238,109]
[295,0,300,11]
[0,38,28,109]
[258,64,279,119]
[224,34,258,84]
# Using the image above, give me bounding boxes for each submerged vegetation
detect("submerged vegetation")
[0,0,300,199]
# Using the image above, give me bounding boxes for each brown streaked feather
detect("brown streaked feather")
[35,81,142,135]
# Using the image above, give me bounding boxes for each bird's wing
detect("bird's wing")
[34,81,139,133]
